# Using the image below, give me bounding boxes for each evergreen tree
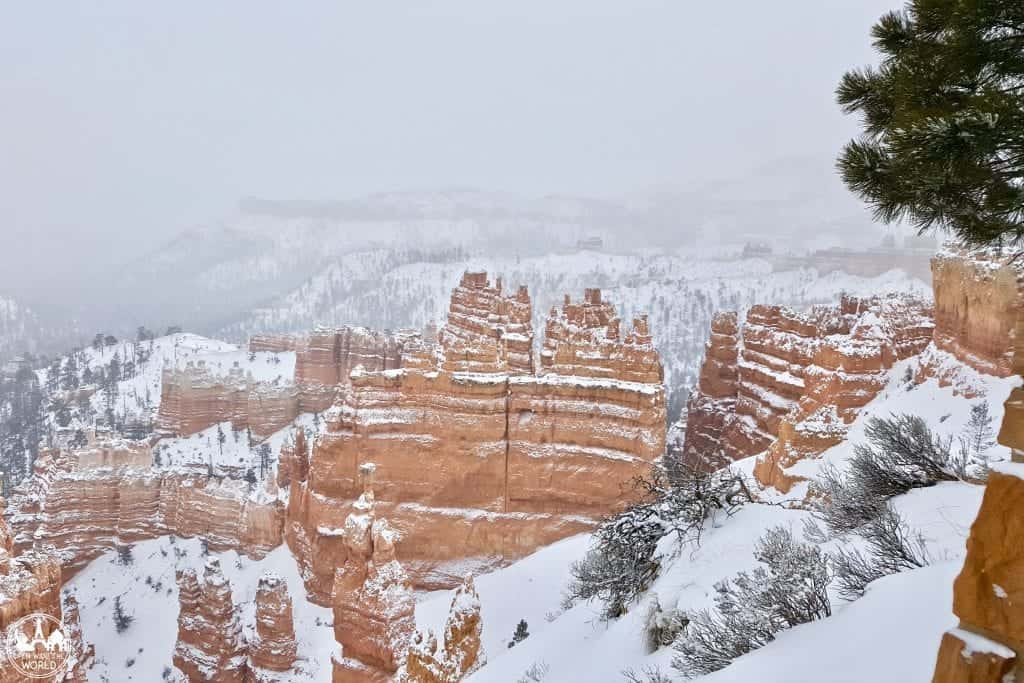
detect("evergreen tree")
[837,1,1024,246]
[966,401,996,457]
[113,596,134,633]
[508,619,530,648]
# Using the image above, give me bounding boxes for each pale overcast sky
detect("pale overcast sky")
[1,1,897,286]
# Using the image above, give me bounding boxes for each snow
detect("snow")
[64,538,336,683]
[153,413,316,478]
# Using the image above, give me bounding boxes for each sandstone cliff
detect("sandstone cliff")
[157,360,299,438]
[931,243,1024,377]
[0,507,91,682]
[294,327,414,412]
[439,271,533,374]
[8,451,282,579]
[681,295,933,484]
[287,281,666,598]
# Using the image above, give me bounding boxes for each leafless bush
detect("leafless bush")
[832,505,930,600]
[564,464,751,619]
[671,526,831,678]
[622,665,674,683]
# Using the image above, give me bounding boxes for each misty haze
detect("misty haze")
[0,2,1021,682]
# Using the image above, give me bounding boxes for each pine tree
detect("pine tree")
[837,1,1024,246]
[966,401,996,457]
[113,596,134,633]
[508,619,530,648]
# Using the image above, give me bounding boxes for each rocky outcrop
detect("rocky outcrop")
[680,311,740,471]
[753,295,934,492]
[287,284,665,599]
[439,272,533,374]
[0,507,91,682]
[249,334,302,353]
[930,465,1024,681]
[681,295,933,487]
[331,468,416,682]
[8,452,282,579]
[157,361,299,438]
[931,244,1024,377]
[294,327,413,412]
[173,558,248,682]
[540,288,662,383]
[401,576,485,683]
[247,573,298,679]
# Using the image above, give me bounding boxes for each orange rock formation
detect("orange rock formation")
[248,573,299,679]
[0,508,92,682]
[681,295,933,486]
[8,451,282,580]
[158,360,299,438]
[287,278,666,598]
[401,575,485,683]
[440,272,533,374]
[931,244,1024,377]
[331,466,416,682]
[294,327,414,412]
[173,558,248,682]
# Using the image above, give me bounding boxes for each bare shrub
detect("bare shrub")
[565,464,751,619]
[671,526,831,678]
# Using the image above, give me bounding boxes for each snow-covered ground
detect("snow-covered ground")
[154,413,316,474]
[65,538,336,683]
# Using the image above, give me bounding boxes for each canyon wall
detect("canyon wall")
[7,451,282,580]
[287,278,666,599]
[932,306,1024,682]
[294,327,414,412]
[931,244,1024,377]
[157,361,299,438]
[681,295,933,481]
[0,508,92,682]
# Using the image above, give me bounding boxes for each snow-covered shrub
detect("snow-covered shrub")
[811,414,964,536]
[517,661,550,682]
[642,596,687,653]
[671,526,831,678]
[622,665,673,683]
[565,464,750,619]
[831,505,930,600]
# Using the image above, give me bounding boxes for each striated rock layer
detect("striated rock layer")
[332,472,416,683]
[681,295,933,483]
[439,271,533,374]
[0,507,92,682]
[247,573,298,680]
[294,327,414,412]
[930,244,1024,377]
[174,558,248,682]
[753,295,934,492]
[287,281,666,599]
[158,361,299,438]
[7,451,282,579]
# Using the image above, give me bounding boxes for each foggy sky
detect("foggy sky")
[1,1,898,291]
